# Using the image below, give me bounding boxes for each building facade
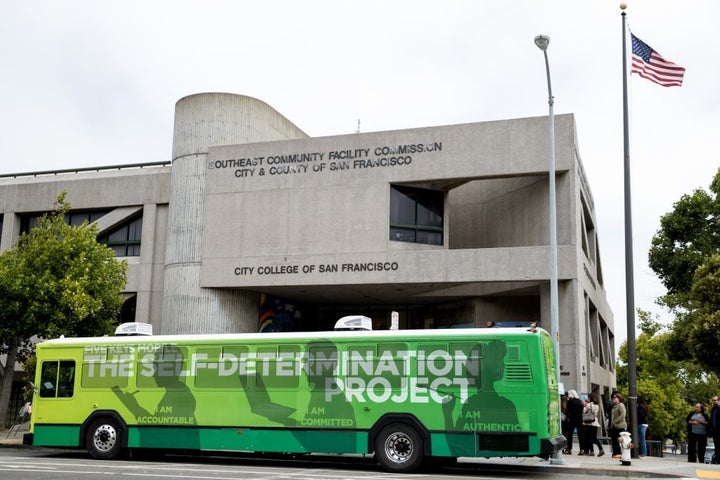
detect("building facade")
[0,92,615,405]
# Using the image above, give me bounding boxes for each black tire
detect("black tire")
[86,417,124,459]
[374,423,424,473]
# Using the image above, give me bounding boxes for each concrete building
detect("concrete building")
[0,92,615,414]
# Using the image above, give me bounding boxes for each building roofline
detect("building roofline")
[0,161,171,179]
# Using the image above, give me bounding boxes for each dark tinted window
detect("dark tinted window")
[390,185,443,245]
[40,360,75,398]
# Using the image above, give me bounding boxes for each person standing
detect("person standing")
[580,394,604,456]
[560,393,569,448]
[589,393,606,456]
[686,402,710,463]
[710,396,719,464]
[563,390,584,454]
[578,397,592,455]
[637,397,650,457]
[609,392,627,459]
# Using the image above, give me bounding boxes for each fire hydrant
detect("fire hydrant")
[619,431,633,466]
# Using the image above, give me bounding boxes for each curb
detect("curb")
[0,437,699,478]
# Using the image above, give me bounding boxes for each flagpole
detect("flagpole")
[620,2,639,459]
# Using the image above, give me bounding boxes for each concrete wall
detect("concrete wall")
[161,93,309,334]
[0,169,169,212]
[201,115,577,288]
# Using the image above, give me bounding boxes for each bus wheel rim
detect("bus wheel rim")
[384,432,412,463]
[93,424,118,452]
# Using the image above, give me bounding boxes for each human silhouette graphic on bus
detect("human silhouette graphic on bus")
[113,345,198,447]
[292,341,356,451]
[443,340,519,431]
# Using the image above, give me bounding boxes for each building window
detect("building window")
[120,295,137,323]
[390,185,444,245]
[20,209,109,234]
[20,209,141,257]
[98,215,143,257]
[67,210,108,227]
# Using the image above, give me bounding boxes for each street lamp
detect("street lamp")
[535,34,563,465]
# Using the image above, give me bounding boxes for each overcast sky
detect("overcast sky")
[2,1,718,351]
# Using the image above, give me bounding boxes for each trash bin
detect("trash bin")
[647,440,663,457]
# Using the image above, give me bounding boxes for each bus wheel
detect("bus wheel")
[86,418,123,459]
[374,423,424,473]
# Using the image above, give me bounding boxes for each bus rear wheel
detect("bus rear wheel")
[374,423,424,473]
[86,418,123,459]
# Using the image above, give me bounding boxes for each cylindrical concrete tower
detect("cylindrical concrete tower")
[161,93,308,334]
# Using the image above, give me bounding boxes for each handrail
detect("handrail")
[0,161,171,179]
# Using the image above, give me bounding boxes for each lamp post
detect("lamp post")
[535,34,564,464]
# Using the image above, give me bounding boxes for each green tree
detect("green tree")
[616,311,720,445]
[648,168,720,375]
[685,254,720,376]
[0,193,127,426]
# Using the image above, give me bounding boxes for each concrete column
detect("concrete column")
[161,93,308,334]
[0,212,20,252]
[133,203,156,325]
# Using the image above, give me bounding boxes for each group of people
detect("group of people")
[561,391,720,463]
[685,395,719,464]
[562,390,644,458]
[561,390,606,457]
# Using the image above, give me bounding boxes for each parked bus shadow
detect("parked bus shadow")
[43,449,550,478]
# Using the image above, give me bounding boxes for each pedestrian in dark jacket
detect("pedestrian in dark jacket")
[563,389,583,454]
[686,402,710,463]
[711,396,720,464]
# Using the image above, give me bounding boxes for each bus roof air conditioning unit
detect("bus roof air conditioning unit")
[114,322,153,336]
[334,315,372,331]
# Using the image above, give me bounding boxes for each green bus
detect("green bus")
[25,326,565,472]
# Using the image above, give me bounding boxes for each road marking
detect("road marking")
[1,465,56,470]
[0,460,407,479]
[697,469,720,479]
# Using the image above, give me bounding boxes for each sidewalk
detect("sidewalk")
[461,450,720,479]
[2,426,719,478]
[1,421,29,446]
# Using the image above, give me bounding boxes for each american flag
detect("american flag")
[631,34,685,87]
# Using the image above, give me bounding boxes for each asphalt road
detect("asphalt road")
[0,447,580,480]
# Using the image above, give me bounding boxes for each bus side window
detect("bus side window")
[58,361,76,397]
[40,362,58,398]
[307,344,338,391]
[39,360,76,398]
